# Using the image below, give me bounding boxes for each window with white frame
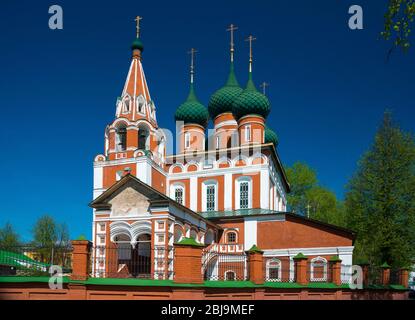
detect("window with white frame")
[175,187,184,205]
[215,136,220,149]
[206,184,216,211]
[310,257,328,282]
[266,258,282,282]
[225,270,236,281]
[184,132,191,149]
[236,177,252,209]
[226,231,237,243]
[171,184,185,205]
[245,125,251,142]
[202,180,218,212]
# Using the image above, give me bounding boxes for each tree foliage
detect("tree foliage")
[32,215,69,248]
[285,162,345,226]
[382,0,415,51]
[0,222,20,247]
[344,112,415,267]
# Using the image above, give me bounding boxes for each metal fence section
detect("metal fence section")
[340,264,353,285]
[0,246,72,276]
[202,248,248,281]
[90,245,174,280]
[389,269,401,285]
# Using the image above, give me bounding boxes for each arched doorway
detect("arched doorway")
[133,234,152,278]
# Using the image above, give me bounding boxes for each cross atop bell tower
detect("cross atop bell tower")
[135,16,142,38]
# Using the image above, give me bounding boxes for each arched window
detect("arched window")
[115,124,127,151]
[136,95,146,114]
[225,270,236,281]
[189,229,198,240]
[266,258,282,282]
[170,184,185,205]
[310,257,328,282]
[138,125,150,150]
[203,180,217,212]
[204,229,215,245]
[236,177,252,209]
[184,132,191,149]
[226,231,237,244]
[174,225,183,243]
[122,96,131,114]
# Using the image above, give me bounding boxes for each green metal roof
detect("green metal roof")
[175,83,209,127]
[208,61,243,119]
[232,72,271,120]
[199,208,284,219]
[264,125,279,146]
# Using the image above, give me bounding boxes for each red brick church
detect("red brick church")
[89,20,355,283]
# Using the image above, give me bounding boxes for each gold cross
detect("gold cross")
[135,16,143,38]
[245,35,257,61]
[226,24,238,61]
[260,82,269,95]
[187,48,198,83]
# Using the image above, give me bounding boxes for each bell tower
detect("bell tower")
[94,17,167,197]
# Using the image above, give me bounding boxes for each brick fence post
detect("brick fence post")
[245,245,264,285]
[70,240,92,281]
[381,262,391,286]
[329,255,342,286]
[293,253,308,285]
[359,263,370,288]
[174,238,204,284]
[399,268,409,287]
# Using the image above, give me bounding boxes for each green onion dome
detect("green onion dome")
[208,62,243,119]
[264,125,279,146]
[131,38,144,52]
[175,84,209,127]
[232,73,271,120]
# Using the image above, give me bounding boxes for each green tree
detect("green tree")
[344,112,415,268]
[32,215,57,248]
[0,222,20,247]
[382,0,415,51]
[285,162,345,226]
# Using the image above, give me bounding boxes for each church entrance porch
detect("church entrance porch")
[92,233,155,279]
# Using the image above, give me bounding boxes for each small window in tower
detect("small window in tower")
[185,133,191,149]
[245,125,251,142]
[215,136,220,149]
[122,98,131,114]
[175,187,184,205]
[227,231,237,243]
[116,125,127,151]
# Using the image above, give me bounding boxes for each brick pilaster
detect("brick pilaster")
[381,262,391,286]
[245,245,264,285]
[70,240,92,281]
[173,238,204,284]
[359,263,369,288]
[399,268,409,287]
[329,256,342,286]
[293,253,308,285]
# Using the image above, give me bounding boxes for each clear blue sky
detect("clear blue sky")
[1,0,414,241]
